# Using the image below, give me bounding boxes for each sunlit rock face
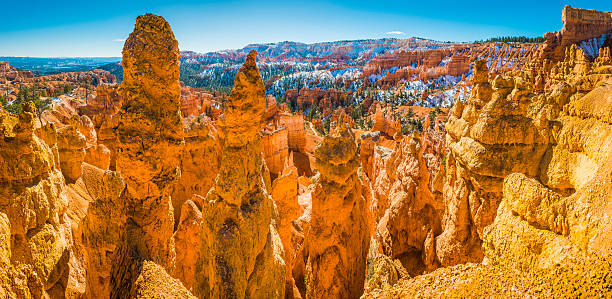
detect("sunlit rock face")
[305,123,369,299]
[79,85,122,170]
[436,59,552,266]
[170,116,221,225]
[194,50,286,299]
[270,153,302,297]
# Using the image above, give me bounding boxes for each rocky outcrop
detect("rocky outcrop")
[171,116,221,225]
[180,85,217,118]
[374,129,445,275]
[285,87,348,111]
[278,112,316,176]
[262,124,290,178]
[362,257,612,298]
[435,59,550,266]
[78,163,126,298]
[364,43,612,297]
[540,6,612,61]
[194,50,285,298]
[270,154,302,297]
[79,85,121,169]
[128,261,196,298]
[56,115,87,183]
[305,124,369,299]
[112,13,184,291]
[172,200,202,291]
[0,102,72,297]
[25,69,116,86]
[364,43,539,88]
[364,255,408,292]
[371,104,399,138]
[481,70,612,271]
[0,61,34,83]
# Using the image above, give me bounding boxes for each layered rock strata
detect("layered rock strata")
[270,154,303,298]
[364,45,612,297]
[540,6,612,61]
[436,59,551,266]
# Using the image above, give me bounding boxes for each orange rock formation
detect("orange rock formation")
[194,51,285,298]
[540,5,612,60]
[0,102,73,297]
[373,129,445,275]
[306,124,369,298]
[271,154,303,298]
[363,34,612,295]
[112,13,185,294]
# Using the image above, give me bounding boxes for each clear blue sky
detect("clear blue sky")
[1,0,610,57]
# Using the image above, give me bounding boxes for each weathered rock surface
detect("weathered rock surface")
[56,116,87,183]
[262,124,290,178]
[79,85,122,169]
[305,124,369,299]
[540,6,612,61]
[195,50,286,298]
[171,116,221,225]
[172,199,202,291]
[129,261,196,299]
[78,163,126,298]
[363,255,408,292]
[436,59,551,266]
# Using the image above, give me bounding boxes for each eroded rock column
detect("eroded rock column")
[112,13,184,292]
[195,50,285,298]
[306,124,369,299]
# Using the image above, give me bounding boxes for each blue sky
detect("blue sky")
[0,0,610,57]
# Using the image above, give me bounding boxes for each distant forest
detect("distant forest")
[476,36,546,43]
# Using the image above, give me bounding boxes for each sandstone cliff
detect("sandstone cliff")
[373,129,445,275]
[540,5,612,61]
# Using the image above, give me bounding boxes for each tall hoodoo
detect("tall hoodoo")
[113,12,184,284]
[195,50,286,298]
[306,123,369,299]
